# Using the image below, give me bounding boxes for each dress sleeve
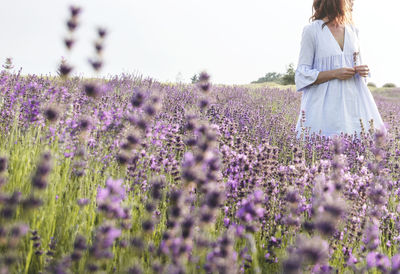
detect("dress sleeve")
[295,24,320,92]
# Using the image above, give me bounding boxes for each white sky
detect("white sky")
[0,0,399,86]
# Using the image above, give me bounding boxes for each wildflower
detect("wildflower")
[96,178,127,219]
[236,190,265,228]
[170,206,181,218]
[199,71,210,82]
[71,251,82,261]
[70,6,81,17]
[2,57,14,70]
[363,222,380,251]
[142,219,154,232]
[127,134,140,146]
[22,196,43,209]
[116,153,129,165]
[199,99,209,109]
[169,189,181,204]
[130,90,144,108]
[58,63,73,77]
[0,157,7,173]
[98,28,107,38]
[128,266,142,274]
[145,202,155,212]
[6,191,22,206]
[181,218,194,238]
[89,225,121,260]
[64,38,75,50]
[77,198,89,207]
[79,118,91,131]
[144,104,156,116]
[185,138,197,146]
[32,153,52,190]
[135,118,147,131]
[205,190,221,209]
[131,237,144,249]
[315,219,336,236]
[368,183,387,206]
[323,203,345,218]
[66,19,78,32]
[74,235,87,251]
[224,217,230,227]
[101,226,121,248]
[283,258,301,274]
[88,58,102,71]
[150,177,165,200]
[366,252,390,271]
[31,177,46,190]
[10,224,29,238]
[285,190,300,204]
[392,254,400,271]
[198,71,211,92]
[44,107,58,122]
[94,42,103,54]
[84,83,100,98]
[299,236,329,264]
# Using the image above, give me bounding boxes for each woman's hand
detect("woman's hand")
[334,67,356,80]
[354,65,370,77]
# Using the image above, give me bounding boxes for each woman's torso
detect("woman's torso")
[312,19,361,71]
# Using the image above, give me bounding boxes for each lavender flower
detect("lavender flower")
[0,157,7,173]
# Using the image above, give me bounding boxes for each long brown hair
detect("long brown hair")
[311,0,354,28]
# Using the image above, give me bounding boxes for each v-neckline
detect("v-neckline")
[322,20,346,53]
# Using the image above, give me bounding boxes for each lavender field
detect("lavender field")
[1,5,400,274]
[0,66,399,274]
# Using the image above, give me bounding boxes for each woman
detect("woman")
[294,0,386,139]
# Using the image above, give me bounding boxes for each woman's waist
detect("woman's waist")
[313,54,358,71]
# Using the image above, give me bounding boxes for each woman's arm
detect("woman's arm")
[313,67,356,85]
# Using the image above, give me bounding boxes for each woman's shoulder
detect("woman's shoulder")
[301,20,321,37]
[302,20,325,33]
[347,23,360,36]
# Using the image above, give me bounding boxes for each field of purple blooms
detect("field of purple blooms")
[0,66,400,274]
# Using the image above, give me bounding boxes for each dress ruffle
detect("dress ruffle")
[295,64,320,92]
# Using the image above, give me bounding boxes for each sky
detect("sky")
[0,0,399,86]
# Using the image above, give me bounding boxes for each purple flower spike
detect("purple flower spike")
[96,178,127,219]
[88,59,103,71]
[70,6,82,17]
[366,252,390,271]
[392,254,400,271]
[98,28,107,38]
[0,157,7,173]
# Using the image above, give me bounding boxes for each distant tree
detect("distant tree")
[382,83,397,88]
[251,63,296,85]
[281,63,295,85]
[251,72,283,84]
[191,74,199,84]
[367,82,377,88]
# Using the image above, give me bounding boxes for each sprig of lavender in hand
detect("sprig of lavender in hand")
[353,52,359,67]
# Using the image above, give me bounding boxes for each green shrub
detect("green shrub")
[281,63,295,85]
[251,63,295,85]
[251,72,283,84]
[382,83,397,88]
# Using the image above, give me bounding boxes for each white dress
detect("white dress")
[294,19,386,139]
